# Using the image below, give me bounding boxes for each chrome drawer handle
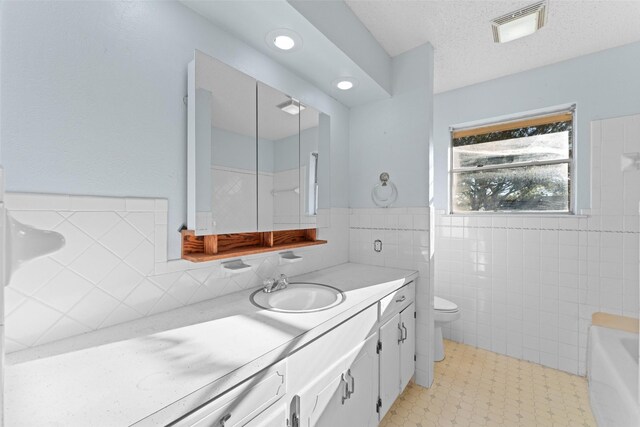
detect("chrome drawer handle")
[395,295,406,303]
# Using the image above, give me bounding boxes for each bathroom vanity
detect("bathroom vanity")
[5,263,418,426]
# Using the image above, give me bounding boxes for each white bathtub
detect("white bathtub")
[588,325,639,427]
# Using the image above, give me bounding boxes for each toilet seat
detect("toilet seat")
[434,296,458,312]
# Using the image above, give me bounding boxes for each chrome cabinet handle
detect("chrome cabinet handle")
[401,323,408,343]
[395,295,406,303]
[340,374,348,405]
[398,323,403,344]
[345,369,355,398]
[219,413,231,426]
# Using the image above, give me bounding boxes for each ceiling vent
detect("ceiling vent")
[491,2,547,43]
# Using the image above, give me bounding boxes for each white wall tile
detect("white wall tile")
[433,114,640,376]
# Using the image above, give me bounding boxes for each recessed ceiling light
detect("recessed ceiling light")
[274,35,295,51]
[491,1,547,43]
[333,77,358,91]
[266,29,302,52]
[277,99,305,115]
[337,80,354,90]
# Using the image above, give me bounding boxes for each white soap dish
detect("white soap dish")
[280,251,303,264]
[222,259,252,274]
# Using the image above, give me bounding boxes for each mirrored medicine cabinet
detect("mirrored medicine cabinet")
[185,50,329,261]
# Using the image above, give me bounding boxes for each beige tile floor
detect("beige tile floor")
[381,340,596,427]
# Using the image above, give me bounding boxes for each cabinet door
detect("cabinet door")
[378,313,401,418]
[399,302,416,391]
[188,50,258,235]
[304,333,378,427]
[339,333,379,427]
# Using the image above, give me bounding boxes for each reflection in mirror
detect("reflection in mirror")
[299,104,321,229]
[190,51,257,235]
[257,82,301,231]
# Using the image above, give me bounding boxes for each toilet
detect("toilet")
[434,296,460,362]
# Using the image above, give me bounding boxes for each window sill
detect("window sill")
[436,210,588,218]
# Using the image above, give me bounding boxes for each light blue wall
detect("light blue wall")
[1,0,350,259]
[349,44,434,207]
[433,41,640,211]
[288,0,392,95]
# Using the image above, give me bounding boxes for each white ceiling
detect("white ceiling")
[346,0,640,93]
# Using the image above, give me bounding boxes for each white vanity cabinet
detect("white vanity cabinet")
[377,283,416,418]
[170,280,417,427]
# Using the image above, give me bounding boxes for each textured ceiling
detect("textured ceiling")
[346,0,640,93]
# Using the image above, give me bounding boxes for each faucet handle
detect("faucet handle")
[277,274,289,287]
[263,278,276,291]
[263,278,276,286]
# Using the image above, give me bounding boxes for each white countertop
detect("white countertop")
[5,263,417,427]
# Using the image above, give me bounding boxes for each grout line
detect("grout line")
[435,225,639,233]
[349,227,429,231]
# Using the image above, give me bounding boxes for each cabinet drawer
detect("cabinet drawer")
[379,281,414,323]
[171,360,287,427]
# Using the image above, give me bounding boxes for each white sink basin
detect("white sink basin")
[250,283,345,313]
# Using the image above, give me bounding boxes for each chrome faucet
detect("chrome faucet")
[263,274,289,293]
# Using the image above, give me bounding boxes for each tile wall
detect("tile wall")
[349,207,434,387]
[4,192,347,352]
[434,113,640,375]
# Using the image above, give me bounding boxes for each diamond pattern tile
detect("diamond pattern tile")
[148,293,182,316]
[8,256,63,296]
[33,269,93,312]
[123,212,155,238]
[123,279,164,315]
[67,211,121,239]
[49,221,94,266]
[36,316,91,346]
[98,262,144,300]
[4,194,348,351]
[167,273,200,304]
[101,304,142,328]
[381,340,596,427]
[67,288,120,330]
[5,299,63,346]
[99,220,145,258]
[4,287,27,316]
[124,240,154,275]
[68,244,120,284]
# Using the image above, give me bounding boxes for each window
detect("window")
[307,152,318,215]
[450,108,574,213]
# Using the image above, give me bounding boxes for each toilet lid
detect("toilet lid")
[435,296,458,312]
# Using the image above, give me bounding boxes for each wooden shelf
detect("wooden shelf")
[181,228,326,262]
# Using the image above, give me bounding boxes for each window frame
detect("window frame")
[448,104,577,215]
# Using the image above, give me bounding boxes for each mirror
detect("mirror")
[189,51,257,235]
[188,50,329,236]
